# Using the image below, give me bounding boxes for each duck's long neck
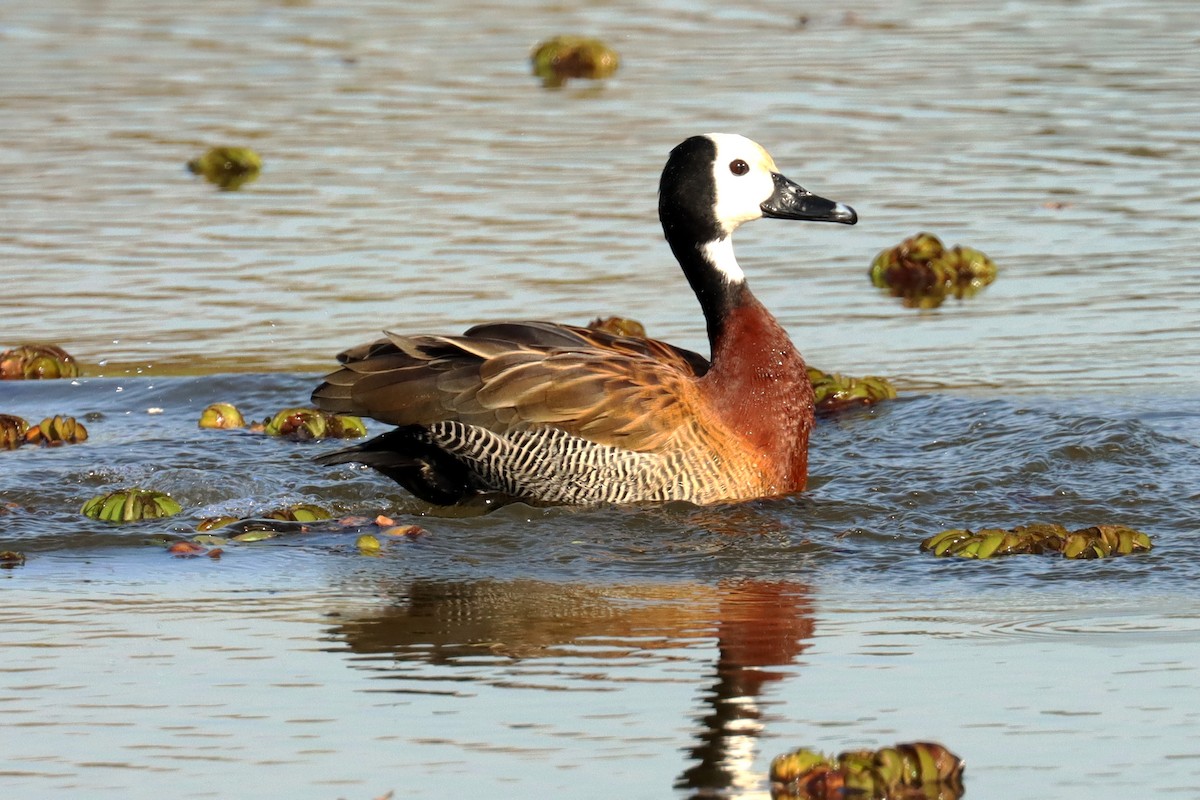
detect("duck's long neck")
[665,235,749,354]
[669,232,815,491]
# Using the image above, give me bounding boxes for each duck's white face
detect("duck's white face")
[707,133,781,235]
[697,133,857,284]
[705,132,857,238]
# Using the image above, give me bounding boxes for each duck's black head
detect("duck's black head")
[657,132,857,347]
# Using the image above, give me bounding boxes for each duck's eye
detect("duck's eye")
[729,159,749,176]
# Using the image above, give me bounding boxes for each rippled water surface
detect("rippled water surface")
[2,1,1200,798]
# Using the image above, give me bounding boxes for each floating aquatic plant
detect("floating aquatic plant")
[201,402,365,437]
[531,36,620,87]
[187,146,262,190]
[0,344,79,380]
[587,316,646,338]
[196,516,241,532]
[0,414,89,449]
[194,518,297,541]
[921,523,1152,559]
[198,402,246,429]
[229,528,281,543]
[264,407,366,440]
[807,367,897,412]
[770,741,963,800]
[1,415,29,450]
[185,512,424,553]
[263,503,332,523]
[24,415,89,446]
[81,489,182,523]
[869,232,997,309]
[197,504,331,536]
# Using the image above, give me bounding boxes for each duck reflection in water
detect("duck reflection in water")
[328,573,814,797]
[675,579,814,798]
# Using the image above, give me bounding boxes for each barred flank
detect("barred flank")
[428,422,737,505]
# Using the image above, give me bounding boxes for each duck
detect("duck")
[311,133,857,506]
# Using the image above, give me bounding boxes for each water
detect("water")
[2,0,1200,798]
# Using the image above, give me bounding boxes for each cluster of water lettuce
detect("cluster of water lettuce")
[770,741,963,800]
[70,404,366,527]
[530,36,620,88]
[869,232,997,309]
[81,489,181,523]
[187,146,262,190]
[1,344,79,380]
[922,523,1152,559]
[1,413,88,450]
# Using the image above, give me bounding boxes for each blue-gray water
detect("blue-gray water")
[2,1,1199,798]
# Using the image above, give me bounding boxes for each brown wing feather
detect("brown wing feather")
[466,321,711,375]
[311,321,710,452]
[474,350,702,450]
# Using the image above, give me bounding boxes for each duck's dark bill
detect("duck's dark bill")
[761,173,857,225]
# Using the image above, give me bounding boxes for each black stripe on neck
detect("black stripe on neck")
[659,136,744,353]
[669,238,747,353]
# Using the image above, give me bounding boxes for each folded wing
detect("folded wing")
[311,320,711,454]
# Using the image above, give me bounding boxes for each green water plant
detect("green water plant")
[531,36,620,87]
[196,516,241,532]
[264,407,367,440]
[263,503,332,523]
[770,741,963,800]
[869,232,997,308]
[921,523,1152,559]
[190,521,296,543]
[807,367,897,412]
[356,533,382,554]
[1,415,29,450]
[587,316,646,338]
[24,415,89,446]
[82,489,182,523]
[0,344,80,380]
[228,529,281,542]
[197,504,332,535]
[198,402,246,429]
[187,146,262,190]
